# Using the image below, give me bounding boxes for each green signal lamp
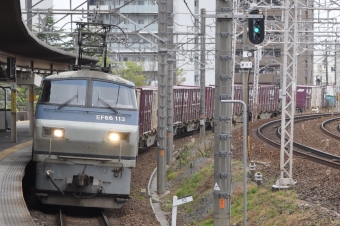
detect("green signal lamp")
[254,27,260,33]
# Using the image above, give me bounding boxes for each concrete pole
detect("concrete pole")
[214,0,233,224]
[166,0,174,165]
[242,22,250,161]
[28,85,34,136]
[200,8,206,138]
[336,50,340,112]
[11,85,16,143]
[221,100,247,226]
[194,0,199,86]
[27,0,32,29]
[157,0,168,195]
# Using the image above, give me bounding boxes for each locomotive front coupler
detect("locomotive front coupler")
[75,173,90,187]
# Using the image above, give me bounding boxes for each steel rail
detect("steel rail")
[257,113,340,169]
[59,209,65,226]
[320,117,340,139]
[100,211,112,226]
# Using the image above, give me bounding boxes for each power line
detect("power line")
[183,0,201,28]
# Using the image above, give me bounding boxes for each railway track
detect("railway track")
[58,209,113,226]
[320,117,340,139]
[257,113,340,169]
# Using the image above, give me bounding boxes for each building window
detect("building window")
[138,19,144,24]
[263,49,281,57]
[274,49,281,57]
[138,1,144,5]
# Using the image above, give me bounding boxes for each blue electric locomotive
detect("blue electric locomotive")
[32,70,138,208]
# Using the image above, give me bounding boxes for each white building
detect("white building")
[173,0,216,86]
[88,0,216,86]
[313,55,335,86]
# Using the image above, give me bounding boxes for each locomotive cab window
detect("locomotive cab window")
[39,79,87,106]
[92,81,137,109]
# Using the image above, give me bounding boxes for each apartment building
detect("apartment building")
[88,0,315,86]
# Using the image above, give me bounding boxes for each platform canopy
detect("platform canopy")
[0,0,97,69]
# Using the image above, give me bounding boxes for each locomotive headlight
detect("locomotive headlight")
[53,129,64,138]
[43,127,65,138]
[108,132,120,141]
[108,132,130,142]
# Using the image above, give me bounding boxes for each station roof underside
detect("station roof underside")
[0,0,97,66]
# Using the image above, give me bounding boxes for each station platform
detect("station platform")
[0,121,35,226]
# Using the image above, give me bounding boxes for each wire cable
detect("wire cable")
[183,0,201,27]
[46,170,65,196]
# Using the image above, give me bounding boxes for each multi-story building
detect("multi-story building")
[314,55,335,86]
[88,1,157,57]
[88,0,316,86]
[88,0,159,82]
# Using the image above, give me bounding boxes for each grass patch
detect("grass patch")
[166,170,178,180]
[230,184,301,226]
[161,134,340,226]
[175,163,213,199]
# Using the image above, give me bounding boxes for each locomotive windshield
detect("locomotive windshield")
[92,81,137,109]
[39,79,87,106]
[39,79,137,110]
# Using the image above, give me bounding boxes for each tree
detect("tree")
[33,14,73,50]
[119,61,147,86]
[176,68,186,85]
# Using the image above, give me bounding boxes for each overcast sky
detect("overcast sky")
[51,0,88,31]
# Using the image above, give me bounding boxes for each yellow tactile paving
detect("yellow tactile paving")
[0,141,32,160]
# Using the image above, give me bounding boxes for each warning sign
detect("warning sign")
[214,183,220,191]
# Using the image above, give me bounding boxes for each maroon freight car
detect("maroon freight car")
[136,86,158,147]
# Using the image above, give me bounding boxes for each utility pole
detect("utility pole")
[325,43,329,85]
[7,57,17,143]
[27,61,35,136]
[27,0,32,29]
[194,0,199,86]
[336,49,340,112]
[241,21,250,160]
[214,0,233,224]
[253,47,260,122]
[28,84,34,135]
[157,0,168,195]
[200,8,206,138]
[167,0,174,165]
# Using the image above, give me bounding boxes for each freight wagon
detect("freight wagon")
[136,84,333,148]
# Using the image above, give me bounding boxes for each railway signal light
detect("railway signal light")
[248,10,265,45]
[6,57,16,79]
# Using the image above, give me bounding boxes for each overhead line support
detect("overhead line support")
[157,0,168,195]
[214,1,233,225]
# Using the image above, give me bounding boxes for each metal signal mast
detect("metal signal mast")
[272,0,298,189]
